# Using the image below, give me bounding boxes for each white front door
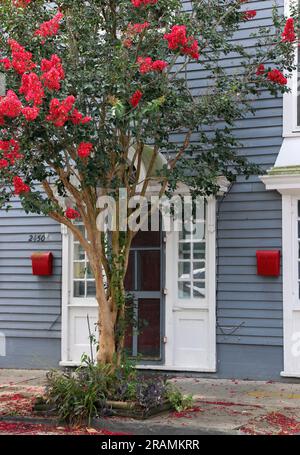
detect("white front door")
[165,198,216,371]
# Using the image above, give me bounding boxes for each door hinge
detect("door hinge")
[163,336,168,344]
[163,288,168,295]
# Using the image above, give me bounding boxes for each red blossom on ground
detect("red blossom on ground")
[256,64,265,76]
[164,25,199,60]
[282,18,296,43]
[130,89,143,108]
[267,69,287,85]
[19,73,45,106]
[131,0,158,7]
[35,12,64,42]
[8,39,36,75]
[243,10,257,21]
[65,208,81,220]
[22,106,39,122]
[13,176,30,195]
[78,142,93,158]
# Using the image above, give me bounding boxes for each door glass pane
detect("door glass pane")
[74,281,85,297]
[177,200,206,300]
[137,299,160,358]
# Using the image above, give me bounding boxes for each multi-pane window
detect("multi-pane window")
[72,224,96,298]
[177,207,206,299]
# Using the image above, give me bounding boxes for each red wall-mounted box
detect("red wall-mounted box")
[31,252,53,276]
[256,250,280,277]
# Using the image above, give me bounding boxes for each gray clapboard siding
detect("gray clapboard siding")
[0,198,62,368]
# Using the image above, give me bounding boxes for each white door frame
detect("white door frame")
[163,197,217,372]
[262,174,300,378]
[60,197,217,370]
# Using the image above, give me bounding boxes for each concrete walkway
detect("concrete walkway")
[1,369,300,434]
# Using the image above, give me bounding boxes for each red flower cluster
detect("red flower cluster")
[8,39,36,75]
[22,106,39,122]
[13,176,30,195]
[267,69,287,85]
[282,18,296,43]
[46,96,76,127]
[130,90,143,108]
[69,109,92,126]
[20,73,45,106]
[41,55,65,91]
[164,26,200,60]
[0,159,9,169]
[0,91,23,124]
[46,96,90,127]
[35,12,64,42]
[78,142,93,159]
[65,208,81,220]
[0,58,12,71]
[131,0,158,7]
[137,57,167,74]
[256,64,265,76]
[243,10,257,21]
[0,140,23,165]
[128,22,150,34]
[13,0,32,7]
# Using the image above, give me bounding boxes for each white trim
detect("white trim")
[262,172,300,378]
[164,197,217,372]
[281,371,300,378]
[61,224,70,364]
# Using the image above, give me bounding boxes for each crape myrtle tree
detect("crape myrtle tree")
[0,0,298,364]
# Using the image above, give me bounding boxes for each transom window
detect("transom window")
[177,206,206,300]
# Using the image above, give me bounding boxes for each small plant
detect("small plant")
[166,385,194,412]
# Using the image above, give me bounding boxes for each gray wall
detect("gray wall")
[215,0,284,379]
[0,200,61,368]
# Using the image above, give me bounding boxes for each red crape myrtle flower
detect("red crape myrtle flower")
[0,58,12,71]
[130,90,143,108]
[69,109,91,125]
[137,57,167,74]
[256,64,265,76]
[0,139,23,165]
[13,176,30,195]
[41,55,65,91]
[0,90,23,122]
[131,0,158,7]
[46,96,76,127]
[19,73,45,106]
[22,106,39,122]
[0,159,9,169]
[128,22,150,34]
[164,25,200,60]
[78,142,93,159]
[65,208,81,220]
[282,18,296,43]
[267,69,287,85]
[243,10,257,21]
[8,39,36,75]
[35,12,64,41]
[13,0,32,7]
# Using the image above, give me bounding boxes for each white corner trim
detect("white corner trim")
[281,371,300,379]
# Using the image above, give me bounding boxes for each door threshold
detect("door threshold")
[137,364,216,373]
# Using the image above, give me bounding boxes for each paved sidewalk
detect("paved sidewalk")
[1,369,300,434]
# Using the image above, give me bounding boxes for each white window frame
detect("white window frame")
[283,0,300,136]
